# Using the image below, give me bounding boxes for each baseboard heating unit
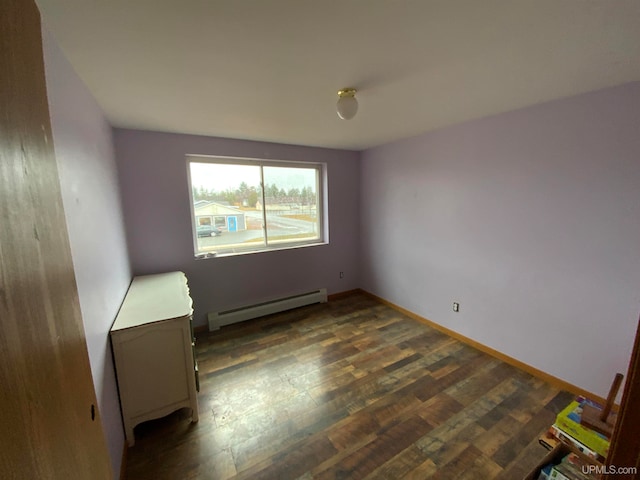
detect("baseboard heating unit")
[208,288,327,331]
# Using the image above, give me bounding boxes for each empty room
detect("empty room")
[2,1,640,479]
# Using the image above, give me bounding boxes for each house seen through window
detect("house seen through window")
[187,156,325,257]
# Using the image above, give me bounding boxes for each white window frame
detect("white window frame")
[187,155,327,258]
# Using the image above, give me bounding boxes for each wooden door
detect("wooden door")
[605,315,640,479]
[0,0,113,478]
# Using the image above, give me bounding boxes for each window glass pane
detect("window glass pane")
[190,162,265,254]
[263,166,320,244]
[188,157,325,257]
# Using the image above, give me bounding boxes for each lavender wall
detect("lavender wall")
[42,28,132,477]
[113,129,360,328]
[360,82,640,400]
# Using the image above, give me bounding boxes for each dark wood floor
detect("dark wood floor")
[125,292,573,479]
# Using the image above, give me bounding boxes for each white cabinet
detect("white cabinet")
[111,272,199,446]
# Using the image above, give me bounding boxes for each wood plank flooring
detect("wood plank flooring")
[125,292,573,479]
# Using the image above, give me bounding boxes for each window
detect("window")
[187,156,326,257]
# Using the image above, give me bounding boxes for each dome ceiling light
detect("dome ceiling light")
[336,88,358,120]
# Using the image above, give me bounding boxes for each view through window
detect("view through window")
[188,157,325,256]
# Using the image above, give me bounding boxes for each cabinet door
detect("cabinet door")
[115,320,193,416]
[0,1,112,478]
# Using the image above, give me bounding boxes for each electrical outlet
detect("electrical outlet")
[339,271,344,279]
[453,302,460,312]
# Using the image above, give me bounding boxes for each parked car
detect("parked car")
[197,225,222,237]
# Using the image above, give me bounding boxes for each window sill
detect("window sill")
[194,240,327,260]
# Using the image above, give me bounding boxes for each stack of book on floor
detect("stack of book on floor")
[545,396,611,461]
[535,396,612,480]
[537,452,599,480]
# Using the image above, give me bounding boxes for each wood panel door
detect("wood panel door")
[605,315,640,479]
[0,0,113,478]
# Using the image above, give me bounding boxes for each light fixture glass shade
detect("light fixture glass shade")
[337,88,358,120]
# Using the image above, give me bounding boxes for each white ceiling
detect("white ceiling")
[36,0,640,151]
